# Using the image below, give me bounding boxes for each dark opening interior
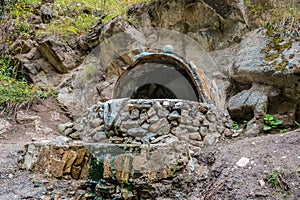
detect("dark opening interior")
[131,83,177,99]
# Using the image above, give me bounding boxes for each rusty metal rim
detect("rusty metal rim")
[113,53,204,102]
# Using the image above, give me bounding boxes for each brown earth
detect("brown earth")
[0,99,299,199]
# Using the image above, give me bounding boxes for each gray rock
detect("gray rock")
[158,107,170,117]
[181,110,189,118]
[188,132,202,141]
[54,136,71,145]
[0,119,11,134]
[174,102,182,109]
[202,119,210,127]
[171,127,188,136]
[127,127,148,138]
[16,111,40,125]
[69,132,80,140]
[200,127,208,137]
[152,101,162,110]
[203,135,218,145]
[244,118,264,136]
[236,157,250,167]
[90,118,103,128]
[195,111,206,122]
[130,109,140,119]
[104,99,126,129]
[157,124,171,136]
[162,101,170,108]
[141,123,150,130]
[140,112,148,124]
[40,4,54,22]
[192,119,201,127]
[10,39,33,55]
[64,128,74,136]
[37,37,81,73]
[165,135,179,143]
[120,120,140,131]
[147,107,156,118]
[149,118,169,133]
[148,115,159,123]
[93,132,107,142]
[151,135,169,144]
[58,122,74,131]
[168,111,180,120]
[206,111,217,122]
[180,117,193,125]
[227,84,269,122]
[171,121,179,126]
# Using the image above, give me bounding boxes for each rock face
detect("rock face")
[129,0,248,50]
[37,37,82,73]
[227,29,300,133]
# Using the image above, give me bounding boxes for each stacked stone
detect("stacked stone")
[23,141,89,180]
[77,101,107,142]
[76,98,232,146]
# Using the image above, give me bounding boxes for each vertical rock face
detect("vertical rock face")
[129,0,247,51]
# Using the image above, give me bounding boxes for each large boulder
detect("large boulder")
[37,36,82,73]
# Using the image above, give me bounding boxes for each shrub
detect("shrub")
[0,56,57,113]
[263,114,283,132]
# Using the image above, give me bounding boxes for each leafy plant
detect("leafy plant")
[295,121,300,128]
[263,114,283,132]
[279,129,288,134]
[16,21,30,33]
[232,121,240,130]
[268,170,284,189]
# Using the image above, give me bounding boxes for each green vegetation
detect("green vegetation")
[88,156,104,181]
[268,170,284,189]
[263,114,283,132]
[232,121,240,130]
[1,0,150,40]
[0,56,57,113]
[232,120,248,131]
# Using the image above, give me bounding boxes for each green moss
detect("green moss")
[249,1,300,71]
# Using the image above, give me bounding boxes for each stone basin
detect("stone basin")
[23,98,231,183]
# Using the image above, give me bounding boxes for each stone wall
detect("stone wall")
[23,98,232,198]
[23,140,89,180]
[77,98,232,146]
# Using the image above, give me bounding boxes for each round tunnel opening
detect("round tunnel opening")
[113,53,207,102]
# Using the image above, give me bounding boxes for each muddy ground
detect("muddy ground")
[0,99,299,199]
